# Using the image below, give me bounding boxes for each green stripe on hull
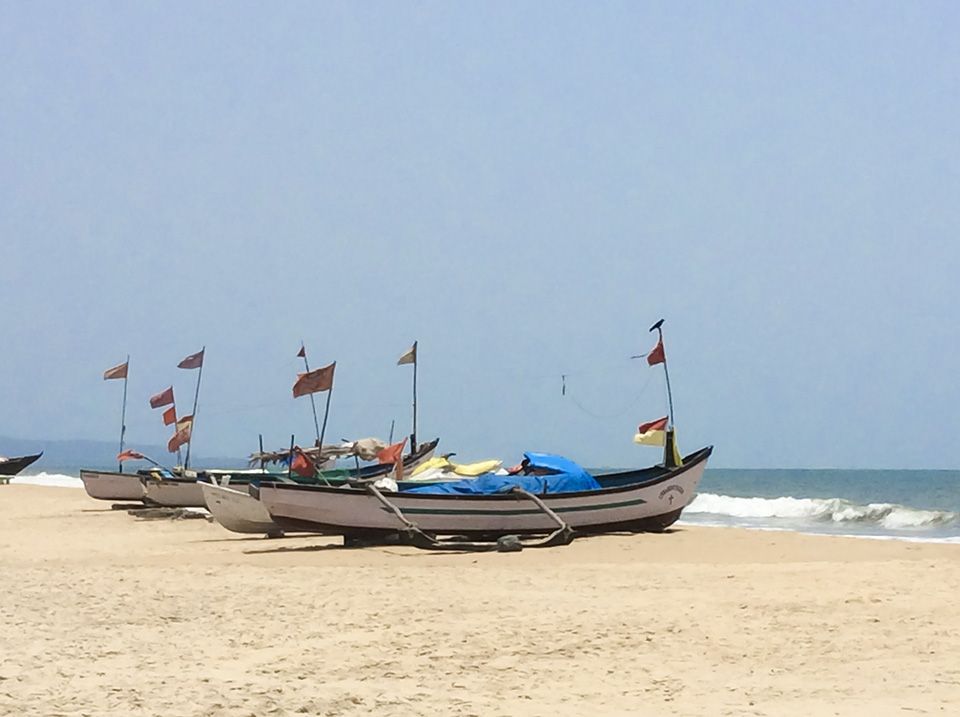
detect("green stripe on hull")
[381,496,647,517]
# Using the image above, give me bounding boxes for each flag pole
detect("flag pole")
[118,354,129,473]
[318,385,333,456]
[648,320,675,427]
[173,403,183,469]
[411,340,418,450]
[649,319,679,468]
[287,434,294,481]
[301,342,321,447]
[184,346,204,471]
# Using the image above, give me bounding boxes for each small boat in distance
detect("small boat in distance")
[0,452,43,479]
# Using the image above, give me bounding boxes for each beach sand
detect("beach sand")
[1,485,958,716]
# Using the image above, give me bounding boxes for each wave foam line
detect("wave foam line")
[687,493,958,530]
[10,472,83,489]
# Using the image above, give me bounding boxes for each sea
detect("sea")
[10,466,960,544]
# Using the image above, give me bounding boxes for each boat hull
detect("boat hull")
[0,452,43,477]
[142,478,208,508]
[257,447,712,538]
[200,482,282,536]
[79,470,146,501]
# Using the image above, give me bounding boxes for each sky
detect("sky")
[1,1,958,469]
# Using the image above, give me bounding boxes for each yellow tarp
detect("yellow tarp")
[411,457,503,477]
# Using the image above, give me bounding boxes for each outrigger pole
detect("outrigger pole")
[118,354,130,473]
[300,341,321,447]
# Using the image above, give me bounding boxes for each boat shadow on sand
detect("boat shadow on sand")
[237,527,685,556]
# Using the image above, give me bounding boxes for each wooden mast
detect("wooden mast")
[117,354,129,472]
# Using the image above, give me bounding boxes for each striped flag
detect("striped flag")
[167,415,193,453]
[633,417,668,446]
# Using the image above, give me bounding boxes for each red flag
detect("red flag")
[297,345,306,358]
[647,338,665,366]
[293,361,335,397]
[637,416,668,434]
[290,447,315,478]
[178,349,204,370]
[162,406,177,426]
[103,361,128,380]
[377,438,407,465]
[149,386,174,409]
[117,449,146,462]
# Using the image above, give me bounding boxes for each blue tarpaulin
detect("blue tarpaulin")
[403,453,600,495]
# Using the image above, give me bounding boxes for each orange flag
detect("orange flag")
[292,362,335,397]
[290,447,316,478]
[377,438,407,465]
[162,406,177,426]
[117,449,146,462]
[647,338,665,366]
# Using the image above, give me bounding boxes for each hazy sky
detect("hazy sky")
[2,2,958,468]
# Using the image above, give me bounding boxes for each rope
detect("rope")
[563,371,658,419]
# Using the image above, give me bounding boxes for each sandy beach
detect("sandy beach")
[1,485,958,716]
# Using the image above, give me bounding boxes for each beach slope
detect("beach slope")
[1,485,958,716]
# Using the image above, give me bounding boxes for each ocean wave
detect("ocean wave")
[10,472,82,489]
[686,493,958,530]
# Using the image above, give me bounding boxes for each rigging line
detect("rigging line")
[563,371,658,420]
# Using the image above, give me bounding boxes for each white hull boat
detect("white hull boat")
[254,446,713,540]
[200,482,282,536]
[79,470,146,502]
[142,477,208,508]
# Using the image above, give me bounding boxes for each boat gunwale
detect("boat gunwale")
[256,445,714,502]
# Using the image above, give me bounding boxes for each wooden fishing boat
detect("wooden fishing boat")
[141,473,209,507]
[200,482,281,536]
[253,445,713,542]
[201,440,441,532]
[0,452,43,477]
[79,469,147,501]
[148,438,441,510]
